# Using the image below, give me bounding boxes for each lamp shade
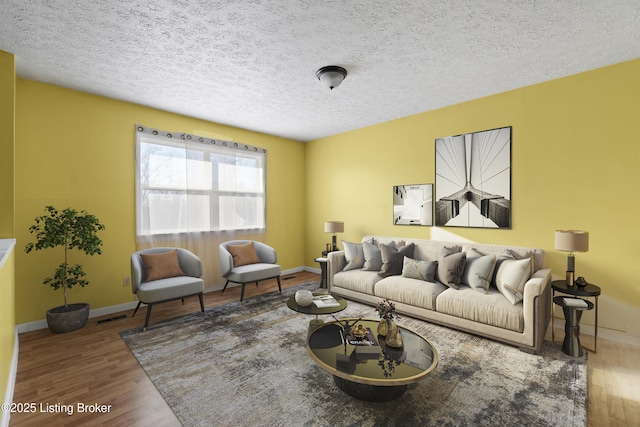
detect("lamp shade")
[324,221,344,233]
[554,230,589,252]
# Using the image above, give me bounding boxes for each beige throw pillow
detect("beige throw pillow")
[495,257,532,304]
[141,249,185,282]
[227,242,262,267]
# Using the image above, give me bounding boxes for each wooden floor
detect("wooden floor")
[9,271,640,426]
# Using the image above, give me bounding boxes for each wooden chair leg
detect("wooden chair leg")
[143,304,153,332]
[255,281,259,288]
[132,301,142,317]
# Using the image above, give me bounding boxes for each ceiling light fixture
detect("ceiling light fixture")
[316,65,347,90]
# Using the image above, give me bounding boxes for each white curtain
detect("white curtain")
[135,124,267,288]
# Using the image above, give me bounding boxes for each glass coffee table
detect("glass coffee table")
[306,318,438,401]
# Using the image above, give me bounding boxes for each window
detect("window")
[135,126,266,237]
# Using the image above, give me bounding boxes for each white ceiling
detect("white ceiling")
[1,1,639,142]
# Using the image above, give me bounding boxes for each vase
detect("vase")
[385,321,403,348]
[378,318,398,337]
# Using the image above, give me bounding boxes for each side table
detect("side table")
[315,257,328,288]
[551,279,601,353]
[553,296,594,356]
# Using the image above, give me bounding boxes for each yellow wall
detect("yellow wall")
[0,50,16,412]
[1,249,16,408]
[14,79,305,324]
[305,58,640,339]
[0,51,15,237]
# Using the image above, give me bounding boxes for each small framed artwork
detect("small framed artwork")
[435,126,511,228]
[393,184,433,226]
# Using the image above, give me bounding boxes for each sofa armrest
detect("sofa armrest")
[523,268,551,299]
[327,250,346,290]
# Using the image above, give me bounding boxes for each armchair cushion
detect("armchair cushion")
[227,242,262,267]
[141,249,185,282]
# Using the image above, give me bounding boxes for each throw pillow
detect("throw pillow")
[495,257,532,304]
[462,254,497,293]
[342,240,365,271]
[441,245,462,257]
[437,252,466,289]
[227,242,262,267]
[401,256,437,282]
[362,241,383,271]
[492,249,534,287]
[141,249,185,282]
[378,243,415,277]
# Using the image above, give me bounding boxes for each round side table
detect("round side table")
[551,280,601,353]
[553,296,594,356]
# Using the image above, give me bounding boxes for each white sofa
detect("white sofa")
[327,236,551,354]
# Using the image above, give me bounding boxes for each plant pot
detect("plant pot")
[46,303,90,333]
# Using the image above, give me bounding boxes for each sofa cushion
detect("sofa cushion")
[362,241,383,271]
[374,275,447,311]
[436,286,524,332]
[437,251,466,289]
[342,240,365,271]
[495,257,532,305]
[333,270,383,295]
[378,243,415,277]
[462,253,497,294]
[141,249,185,282]
[401,256,437,282]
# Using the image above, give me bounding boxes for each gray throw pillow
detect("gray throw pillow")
[378,243,415,277]
[362,241,383,271]
[437,252,466,289]
[342,240,364,271]
[462,254,497,293]
[401,256,437,282]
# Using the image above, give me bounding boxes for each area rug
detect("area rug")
[120,282,587,427]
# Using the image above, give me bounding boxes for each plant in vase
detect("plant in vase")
[375,298,403,347]
[375,298,398,336]
[25,206,105,333]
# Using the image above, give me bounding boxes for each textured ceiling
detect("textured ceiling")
[1,1,639,142]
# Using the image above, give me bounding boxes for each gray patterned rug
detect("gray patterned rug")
[120,282,587,427]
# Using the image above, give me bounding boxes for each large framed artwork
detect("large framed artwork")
[435,126,511,228]
[393,184,433,226]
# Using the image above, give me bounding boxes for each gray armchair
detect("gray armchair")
[131,247,205,331]
[219,240,281,303]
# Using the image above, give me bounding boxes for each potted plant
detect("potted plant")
[25,206,105,333]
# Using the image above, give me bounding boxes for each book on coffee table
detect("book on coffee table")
[312,295,341,308]
[344,328,379,347]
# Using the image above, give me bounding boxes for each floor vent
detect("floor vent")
[283,276,296,280]
[96,314,127,324]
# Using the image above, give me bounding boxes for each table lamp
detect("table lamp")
[324,221,344,252]
[554,230,589,286]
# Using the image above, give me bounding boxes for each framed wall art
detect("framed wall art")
[435,126,511,228]
[393,184,433,226]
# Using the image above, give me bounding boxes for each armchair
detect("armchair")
[131,247,205,331]
[219,240,281,303]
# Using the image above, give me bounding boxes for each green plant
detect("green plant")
[25,206,105,307]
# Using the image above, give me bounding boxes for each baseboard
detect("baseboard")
[16,300,140,334]
[17,266,318,333]
[1,330,19,427]
[550,317,640,348]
